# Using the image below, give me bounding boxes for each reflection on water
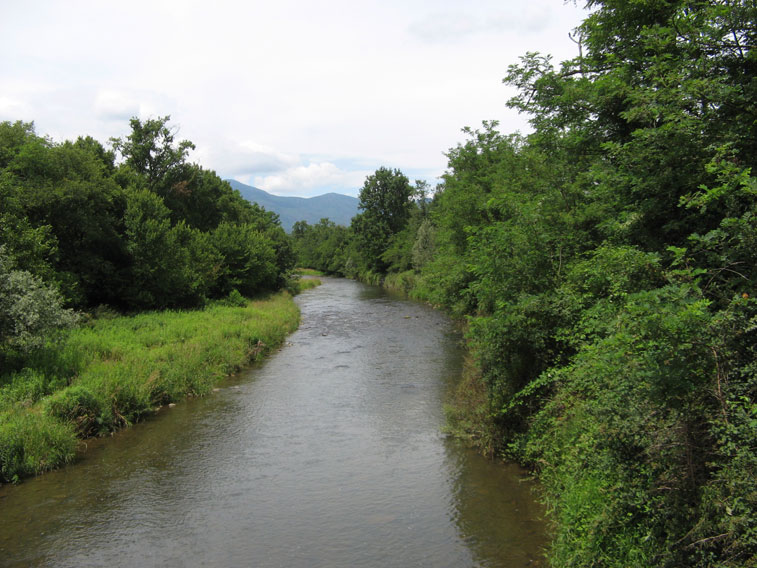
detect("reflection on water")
[0,277,545,567]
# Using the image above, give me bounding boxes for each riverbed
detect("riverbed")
[0,277,545,567]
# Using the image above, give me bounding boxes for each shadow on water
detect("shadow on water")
[0,277,546,567]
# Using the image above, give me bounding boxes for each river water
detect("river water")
[0,277,545,567]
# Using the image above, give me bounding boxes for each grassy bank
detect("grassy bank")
[295,268,326,277]
[443,353,501,458]
[0,290,307,483]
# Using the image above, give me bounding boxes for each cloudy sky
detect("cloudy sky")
[1,1,588,197]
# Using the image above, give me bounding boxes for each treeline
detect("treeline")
[1,116,294,358]
[291,167,432,282]
[292,2,756,566]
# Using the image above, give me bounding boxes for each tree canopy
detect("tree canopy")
[0,117,294,316]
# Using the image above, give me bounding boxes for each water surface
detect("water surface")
[0,277,545,567]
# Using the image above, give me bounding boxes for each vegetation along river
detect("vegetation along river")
[0,277,545,567]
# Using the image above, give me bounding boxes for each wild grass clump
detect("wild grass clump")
[382,270,418,295]
[443,354,501,458]
[0,291,301,483]
[0,410,77,483]
[294,277,321,293]
[285,274,322,295]
[295,268,325,276]
[44,386,103,437]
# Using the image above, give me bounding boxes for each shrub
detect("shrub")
[44,386,103,437]
[0,246,79,354]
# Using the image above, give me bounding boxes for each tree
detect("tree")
[121,188,213,309]
[210,222,279,297]
[291,218,351,274]
[0,120,37,170]
[352,167,415,273]
[0,121,128,307]
[110,116,195,193]
[492,1,757,564]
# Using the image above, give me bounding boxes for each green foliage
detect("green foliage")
[110,115,195,192]
[382,270,418,295]
[692,295,757,566]
[286,276,322,295]
[122,188,212,308]
[222,288,247,307]
[210,222,279,297]
[0,246,79,355]
[410,217,436,271]
[352,167,416,273]
[522,285,719,566]
[291,218,352,275]
[0,116,294,312]
[0,122,127,306]
[44,386,104,437]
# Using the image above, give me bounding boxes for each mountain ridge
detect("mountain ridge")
[226,179,359,232]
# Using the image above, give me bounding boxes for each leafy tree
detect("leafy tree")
[410,218,436,271]
[110,115,195,193]
[352,167,415,273]
[210,222,278,297]
[0,122,128,306]
[121,188,212,309]
[292,219,352,274]
[0,120,37,170]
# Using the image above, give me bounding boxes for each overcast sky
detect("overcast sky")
[1,0,588,197]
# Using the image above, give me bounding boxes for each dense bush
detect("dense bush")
[0,246,79,355]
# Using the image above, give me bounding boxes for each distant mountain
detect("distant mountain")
[226,179,359,232]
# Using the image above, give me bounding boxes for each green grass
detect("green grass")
[442,353,501,459]
[295,267,326,276]
[287,276,322,295]
[0,291,302,483]
[293,277,322,293]
[382,270,419,295]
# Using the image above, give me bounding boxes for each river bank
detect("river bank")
[0,282,319,484]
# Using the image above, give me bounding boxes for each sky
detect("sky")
[1,0,589,198]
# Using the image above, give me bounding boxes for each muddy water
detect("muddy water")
[0,277,545,567]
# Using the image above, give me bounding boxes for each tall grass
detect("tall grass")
[294,268,326,276]
[290,276,322,293]
[0,291,303,483]
[382,270,418,296]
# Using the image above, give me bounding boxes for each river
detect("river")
[0,277,545,567]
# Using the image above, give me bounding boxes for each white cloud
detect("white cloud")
[253,162,368,197]
[191,139,301,181]
[407,4,558,43]
[236,141,300,173]
[94,90,140,121]
[0,97,33,121]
